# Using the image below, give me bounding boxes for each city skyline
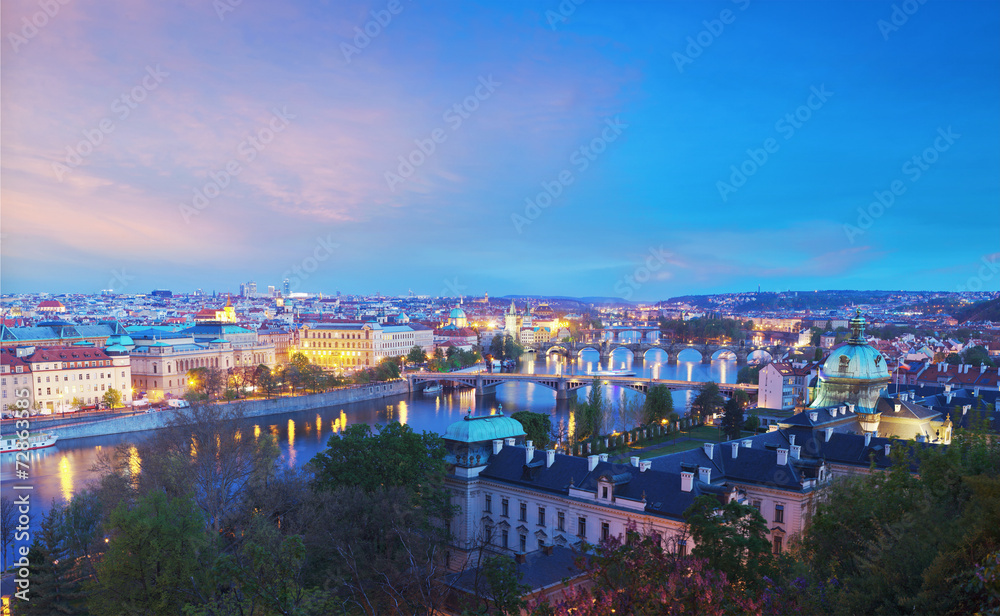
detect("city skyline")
[2,0,998,298]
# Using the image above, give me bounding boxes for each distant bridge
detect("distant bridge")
[536,340,787,365]
[407,371,758,400]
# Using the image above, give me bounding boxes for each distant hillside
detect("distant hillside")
[957,298,1000,323]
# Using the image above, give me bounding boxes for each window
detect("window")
[774,504,785,524]
[502,498,509,517]
[557,512,565,531]
[46,388,51,395]
[502,530,509,549]
[678,540,687,557]
[537,507,545,526]
[577,517,586,538]
[602,486,609,499]
[601,522,610,541]
[773,535,783,554]
[484,494,492,513]
[752,500,761,512]
[519,503,527,522]
[519,534,526,553]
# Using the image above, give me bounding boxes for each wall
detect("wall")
[52,380,409,441]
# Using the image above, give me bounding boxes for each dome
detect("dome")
[810,310,890,414]
[449,308,467,319]
[105,333,135,348]
[444,412,526,444]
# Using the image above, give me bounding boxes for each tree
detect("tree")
[643,385,674,426]
[574,379,606,442]
[721,391,748,440]
[684,494,774,592]
[406,345,427,365]
[255,364,276,398]
[689,382,724,423]
[736,363,764,385]
[71,396,85,411]
[503,334,522,362]
[945,352,962,364]
[479,555,528,615]
[87,492,214,616]
[511,411,552,449]
[1,496,16,575]
[531,521,763,615]
[814,347,824,361]
[962,344,995,367]
[18,505,87,616]
[101,387,122,410]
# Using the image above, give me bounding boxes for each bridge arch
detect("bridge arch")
[675,348,704,363]
[712,348,738,361]
[747,349,774,364]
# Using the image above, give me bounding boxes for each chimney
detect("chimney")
[846,403,855,414]
[546,449,555,468]
[791,445,801,460]
[526,442,535,464]
[493,439,504,454]
[599,453,609,462]
[937,363,943,372]
[981,365,987,374]
[945,383,952,393]
[630,456,640,468]
[777,448,788,465]
[741,439,752,448]
[515,553,526,564]
[974,387,981,396]
[703,442,715,459]
[809,412,818,422]
[884,443,891,456]
[825,427,834,442]
[732,442,740,458]
[587,455,599,471]
[945,393,954,404]
[789,434,796,446]
[864,432,872,446]
[840,405,847,415]
[698,466,712,483]
[681,471,693,492]
[894,402,901,413]
[542,544,553,556]
[505,437,516,446]
[963,405,970,415]
[639,460,651,472]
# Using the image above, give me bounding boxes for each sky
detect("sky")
[1,0,998,300]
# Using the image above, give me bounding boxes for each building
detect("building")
[1,348,33,415]
[441,309,952,581]
[258,326,294,364]
[758,361,819,410]
[3,346,132,413]
[1,320,123,349]
[298,321,433,370]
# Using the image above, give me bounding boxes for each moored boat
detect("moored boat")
[1,431,59,454]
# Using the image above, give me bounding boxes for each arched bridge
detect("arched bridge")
[407,371,758,400]
[537,340,786,365]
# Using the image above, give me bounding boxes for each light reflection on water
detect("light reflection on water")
[1,351,737,518]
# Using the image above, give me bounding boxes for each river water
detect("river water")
[0,348,736,520]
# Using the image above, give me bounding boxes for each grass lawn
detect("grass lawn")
[636,440,705,459]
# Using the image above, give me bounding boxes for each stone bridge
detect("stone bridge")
[407,371,758,400]
[536,340,786,365]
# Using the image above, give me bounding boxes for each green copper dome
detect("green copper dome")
[444,412,526,444]
[811,310,890,414]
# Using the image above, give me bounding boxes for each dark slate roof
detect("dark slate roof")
[480,447,590,496]
[447,547,586,595]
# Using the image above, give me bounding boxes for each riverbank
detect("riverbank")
[42,380,409,441]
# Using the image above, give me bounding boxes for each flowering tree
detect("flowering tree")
[530,522,764,615]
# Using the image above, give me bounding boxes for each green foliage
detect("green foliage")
[946,352,962,364]
[736,363,764,384]
[574,379,605,442]
[480,555,528,615]
[743,411,760,433]
[962,344,995,367]
[406,345,427,364]
[70,396,85,411]
[689,381,724,423]
[721,392,746,440]
[19,505,88,616]
[657,316,748,343]
[101,387,121,410]
[643,385,674,426]
[88,492,214,616]
[684,495,774,592]
[511,411,552,449]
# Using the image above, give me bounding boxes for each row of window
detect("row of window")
[34,372,120,383]
[751,500,785,524]
[39,383,109,396]
[484,494,595,539]
[33,360,111,370]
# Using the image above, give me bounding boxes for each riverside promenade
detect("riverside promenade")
[4,380,409,442]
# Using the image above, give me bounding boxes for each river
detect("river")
[0,348,736,522]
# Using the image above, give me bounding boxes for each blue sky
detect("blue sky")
[2,0,997,299]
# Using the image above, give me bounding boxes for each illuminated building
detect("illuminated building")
[2,345,132,413]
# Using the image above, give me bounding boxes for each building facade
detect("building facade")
[3,346,132,413]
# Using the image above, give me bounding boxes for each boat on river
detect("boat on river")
[422,383,443,394]
[1,431,59,454]
[589,369,636,377]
